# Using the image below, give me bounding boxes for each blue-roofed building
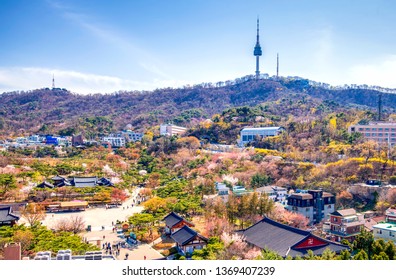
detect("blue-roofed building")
[45,135,58,145]
[239,127,284,146]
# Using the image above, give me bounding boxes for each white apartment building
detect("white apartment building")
[239,127,284,146]
[373,223,396,243]
[348,122,396,146]
[102,137,126,147]
[160,124,187,136]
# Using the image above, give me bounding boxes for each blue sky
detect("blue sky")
[0,0,396,94]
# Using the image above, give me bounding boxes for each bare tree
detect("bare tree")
[21,203,46,226]
[54,216,85,234]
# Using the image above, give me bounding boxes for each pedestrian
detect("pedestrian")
[103,235,105,240]
[125,253,129,260]
[144,256,146,260]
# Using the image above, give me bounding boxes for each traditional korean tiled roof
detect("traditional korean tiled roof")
[170,225,207,246]
[162,212,194,228]
[36,181,55,189]
[71,177,98,188]
[0,206,20,223]
[239,216,349,257]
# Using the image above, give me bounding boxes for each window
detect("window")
[379,128,383,131]
[359,128,364,131]
[385,128,389,131]
[306,208,310,211]
[372,128,377,131]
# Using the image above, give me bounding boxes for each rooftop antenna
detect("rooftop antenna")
[253,16,262,79]
[276,53,279,78]
[52,74,55,89]
[378,92,382,121]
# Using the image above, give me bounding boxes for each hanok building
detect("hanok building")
[162,212,194,235]
[239,216,349,258]
[328,209,365,242]
[36,176,113,189]
[0,206,20,226]
[170,225,208,255]
[286,189,335,225]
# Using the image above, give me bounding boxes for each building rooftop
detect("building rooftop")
[170,225,207,246]
[239,216,348,257]
[162,212,193,228]
[0,206,20,223]
[373,223,396,232]
[331,209,357,217]
[241,127,282,132]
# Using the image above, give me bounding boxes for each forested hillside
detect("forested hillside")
[0,76,395,137]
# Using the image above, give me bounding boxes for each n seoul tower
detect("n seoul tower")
[253,17,262,79]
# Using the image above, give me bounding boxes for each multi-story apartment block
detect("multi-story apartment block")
[329,209,365,242]
[348,122,396,146]
[160,124,187,136]
[373,223,396,243]
[385,207,396,223]
[286,189,335,225]
[239,127,284,146]
[102,136,126,148]
[255,185,287,204]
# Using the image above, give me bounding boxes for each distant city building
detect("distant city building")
[373,223,396,243]
[255,185,287,204]
[123,130,144,142]
[160,124,187,136]
[348,121,396,147]
[102,136,126,147]
[328,209,365,242]
[240,127,284,146]
[286,189,335,225]
[72,134,85,147]
[45,135,71,146]
[385,207,396,223]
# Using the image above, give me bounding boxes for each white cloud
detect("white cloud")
[312,26,334,66]
[0,67,191,94]
[347,55,396,88]
[47,0,169,79]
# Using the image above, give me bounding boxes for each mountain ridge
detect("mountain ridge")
[0,76,395,137]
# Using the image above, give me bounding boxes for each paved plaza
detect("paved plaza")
[20,188,164,260]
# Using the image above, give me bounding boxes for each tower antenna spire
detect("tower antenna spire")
[52,74,55,89]
[253,16,262,79]
[276,53,279,78]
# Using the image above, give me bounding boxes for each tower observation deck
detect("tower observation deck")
[253,18,262,79]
